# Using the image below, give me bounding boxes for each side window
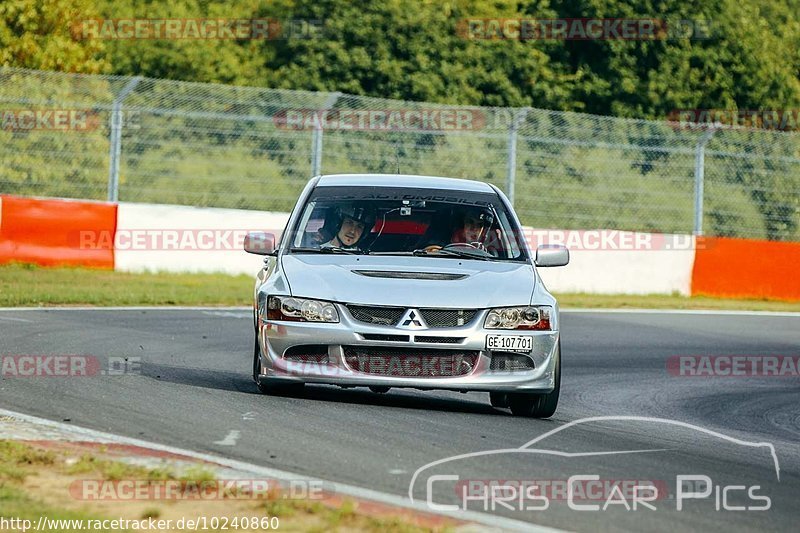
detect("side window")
[305,207,327,233]
[292,201,318,247]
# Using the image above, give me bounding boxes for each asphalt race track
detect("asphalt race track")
[1,308,798,532]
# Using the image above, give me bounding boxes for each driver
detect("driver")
[320,205,375,249]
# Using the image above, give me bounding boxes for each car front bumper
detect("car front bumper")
[256,309,559,393]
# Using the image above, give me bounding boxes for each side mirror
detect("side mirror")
[535,245,569,267]
[244,232,276,255]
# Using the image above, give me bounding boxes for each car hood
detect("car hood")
[281,254,535,308]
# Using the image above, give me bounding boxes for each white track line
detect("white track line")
[212,429,241,446]
[0,315,33,322]
[0,407,560,533]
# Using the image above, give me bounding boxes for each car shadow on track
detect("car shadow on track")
[139,362,257,394]
[140,362,506,416]
[280,385,503,416]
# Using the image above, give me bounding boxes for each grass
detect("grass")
[0,440,450,532]
[556,292,800,312]
[0,440,55,482]
[0,441,130,532]
[63,453,174,481]
[0,263,797,311]
[0,263,252,306]
[0,486,113,533]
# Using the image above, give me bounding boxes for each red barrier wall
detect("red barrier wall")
[692,236,800,301]
[0,195,116,268]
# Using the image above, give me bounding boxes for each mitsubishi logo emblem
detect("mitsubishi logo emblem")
[398,309,427,330]
[403,311,422,327]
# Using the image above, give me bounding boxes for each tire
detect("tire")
[489,392,509,408]
[508,342,561,418]
[369,386,390,394]
[252,332,304,395]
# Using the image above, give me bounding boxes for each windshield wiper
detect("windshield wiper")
[367,251,414,256]
[290,247,363,255]
[410,248,493,261]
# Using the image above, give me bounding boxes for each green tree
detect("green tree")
[0,0,107,72]
[545,0,800,118]
[250,0,576,109]
[93,0,266,85]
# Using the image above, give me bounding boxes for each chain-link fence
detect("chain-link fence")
[1,67,798,240]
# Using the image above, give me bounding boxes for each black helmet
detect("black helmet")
[463,207,494,228]
[337,204,376,229]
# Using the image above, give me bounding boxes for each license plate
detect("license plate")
[485,335,533,352]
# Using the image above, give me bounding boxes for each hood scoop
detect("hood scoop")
[352,270,468,281]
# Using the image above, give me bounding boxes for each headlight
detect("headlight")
[266,296,339,323]
[484,306,552,330]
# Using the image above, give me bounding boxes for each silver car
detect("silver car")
[245,174,569,417]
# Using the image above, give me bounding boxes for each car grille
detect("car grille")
[346,305,478,328]
[343,347,478,378]
[360,333,410,342]
[419,309,478,328]
[346,305,406,326]
[414,336,465,344]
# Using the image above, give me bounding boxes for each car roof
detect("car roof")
[316,174,495,193]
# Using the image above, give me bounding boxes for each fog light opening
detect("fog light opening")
[489,353,536,372]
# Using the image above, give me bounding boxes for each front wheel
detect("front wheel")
[252,333,304,395]
[489,392,509,408]
[507,342,561,418]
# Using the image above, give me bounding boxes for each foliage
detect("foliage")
[0,0,107,72]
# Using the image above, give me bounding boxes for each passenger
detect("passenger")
[424,208,499,254]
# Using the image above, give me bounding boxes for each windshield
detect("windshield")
[287,185,527,261]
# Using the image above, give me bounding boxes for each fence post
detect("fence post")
[107,76,142,202]
[506,109,529,206]
[693,127,716,235]
[311,92,341,177]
